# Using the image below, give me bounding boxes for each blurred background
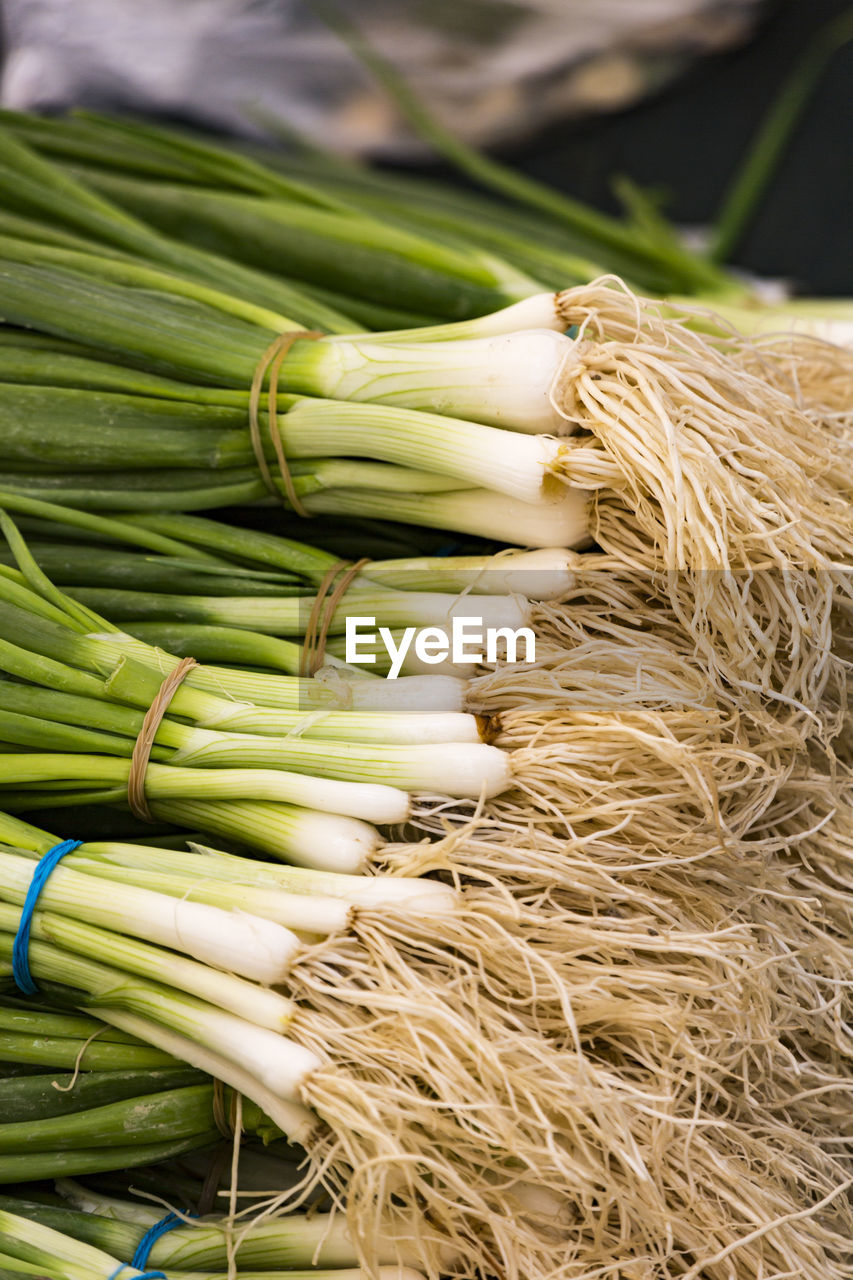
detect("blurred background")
[0,0,850,292]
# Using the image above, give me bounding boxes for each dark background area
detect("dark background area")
[400,0,853,296]
[0,1,848,292]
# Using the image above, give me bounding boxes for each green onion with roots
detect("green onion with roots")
[1,230,849,664]
[0,115,847,573]
[0,799,627,1280]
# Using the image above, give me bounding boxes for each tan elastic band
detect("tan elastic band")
[127,656,199,822]
[196,1081,244,1216]
[248,329,323,518]
[212,1076,239,1140]
[300,557,371,677]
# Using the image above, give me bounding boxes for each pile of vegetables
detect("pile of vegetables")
[0,103,851,1280]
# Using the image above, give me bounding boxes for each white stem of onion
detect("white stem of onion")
[87,1007,318,1145]
[67,855,353,937]
[0,849,302,985]
[185,708,483,746]
[81,842,459,919]
[360,547,580,597]
[282,329,573,433]
[360,291,564,343]
[305,485,592,549]
[0,895,294,1031]
[152,798,379,874]
[280,398,565,503]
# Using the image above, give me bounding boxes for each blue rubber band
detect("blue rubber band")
[131,1211,188,1269]
[107,1268,167,1280]
[11,839,81,995]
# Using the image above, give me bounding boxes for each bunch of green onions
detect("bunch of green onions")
[1,114,845,573]
[0,113,726,545]
[1,115,847,598]
[0,999,279,1183]
[0,500,535,865]
[0,797,592,1280]
[0,799,471,1148]
[0,109,738,313]
[0,285,590,544]
[0,499,576,678]
[0,1179,423,1279]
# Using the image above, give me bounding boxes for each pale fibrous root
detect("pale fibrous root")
[275,1047,853,1280]
[548,279,853,717]
[231,296,853,1279]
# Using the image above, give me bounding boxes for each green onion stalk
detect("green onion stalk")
[0,508,527,868]
[0,1000,287,1183]
[7,109,850,340]
[0,108,739,302]
[0,498,579,679]
[0,1205,154,1280]
[0,114,535,327]
[0,1185,425,1279]
[0,797,608,1280]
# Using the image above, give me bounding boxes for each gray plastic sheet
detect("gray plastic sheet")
[1,0,766,155]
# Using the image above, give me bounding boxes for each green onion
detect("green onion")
[7,821,455,934]
[0,115,533,321]
[0,108,737,298]
[0,1004,178,1071]
[0,847,304,986]
[0,121,360,335]
[0,909,319,1137]
[0,1061,202,1122]
[0,996,287,1183]
[0,512,516,866]
[0,1206,154,1280]
[0,1190,395,1273]
[0,1082,220,1152]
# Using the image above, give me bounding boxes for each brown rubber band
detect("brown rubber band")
[127,656,199,822]
[300,557,371,677]
[248,330,323,518]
